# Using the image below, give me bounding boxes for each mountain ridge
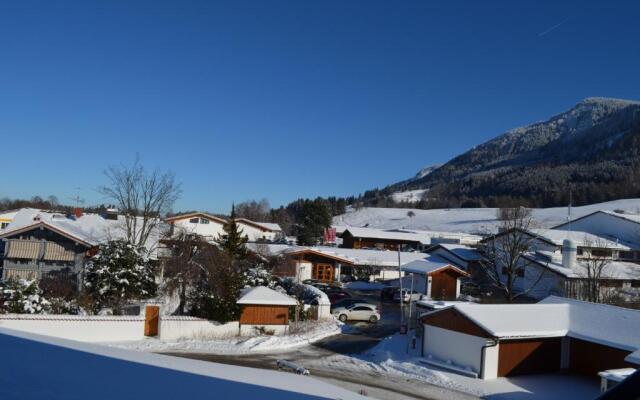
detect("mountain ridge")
[362,97,640,208]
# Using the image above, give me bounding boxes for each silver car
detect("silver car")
[332,302,381,323]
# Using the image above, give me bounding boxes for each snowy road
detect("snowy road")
[163,290,479,400]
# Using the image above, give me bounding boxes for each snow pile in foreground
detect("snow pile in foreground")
[106,320,340,355]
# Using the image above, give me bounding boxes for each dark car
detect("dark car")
[380,286,396,301]
[328,291,351,304]
[331,297,372,310]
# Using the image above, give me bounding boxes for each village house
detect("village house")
[165,213,284,243]
[0,208,160,283]
[421,296,640,380]
[339,227,481,252]
[553,210,640,261]
[426,243,483,281]
[401,256,469,300]
[480,227,640,301]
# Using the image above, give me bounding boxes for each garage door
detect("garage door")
[498,338,561,377]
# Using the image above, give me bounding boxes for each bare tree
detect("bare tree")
[578,238,612,303]
[161,233,212,315]
[407,210,416,218]
[235,199,271,221]
[479,207,545,302]
[99,157,181,248]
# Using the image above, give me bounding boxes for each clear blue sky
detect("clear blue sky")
[1,1,639,213]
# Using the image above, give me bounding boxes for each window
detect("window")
[189,218,199,224]
[0,222,8,229]
[352,306,372,311]
[200,218,210,224]
[576,247,584,256]
[619,251,635,260]
[591,249,612,258]
[501,267,508,275]
[516,268,525,277]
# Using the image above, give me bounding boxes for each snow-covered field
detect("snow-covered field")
[306,333,599,400]
[334,198,640,234]
[391,189,428,203]
[105,320,341,355]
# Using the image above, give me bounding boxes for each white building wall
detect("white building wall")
[296,261,312,281]
[482,343,499,379]
[423,325,490,375]
[172,218,226,242]
[0,315,242,342]
[237,223,278,242]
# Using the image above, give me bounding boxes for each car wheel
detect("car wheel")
[369,315,378,323]
[338,314,348,322]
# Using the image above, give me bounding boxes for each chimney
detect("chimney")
[562,239,577,269]
[74,208,83,219]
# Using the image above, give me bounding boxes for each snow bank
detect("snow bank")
[107,320,341,355]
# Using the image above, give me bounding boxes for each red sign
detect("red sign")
[324,227,337,243]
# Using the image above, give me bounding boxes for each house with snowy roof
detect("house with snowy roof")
[553,210,640,261]
[340,227,481,252]
[402,256,469,299]
[0,208,161,283]
[480,227,640,301]
[165,213,284,243]
[421,296,640,380]
[426,243,484,280]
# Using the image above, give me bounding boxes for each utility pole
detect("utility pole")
[406,272,415,354]
[398,246,405,334]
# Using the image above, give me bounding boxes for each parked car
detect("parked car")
[332,303,380,323]
[331,297,371,310]
[328,291,351,304]
[380,286,396,301]
[393,289,422,303]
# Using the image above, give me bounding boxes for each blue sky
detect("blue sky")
[1,1,639,213]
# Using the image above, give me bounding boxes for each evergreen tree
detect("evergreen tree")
[84,240,157,314]
[296,199,332,245]
[216,204,249,261]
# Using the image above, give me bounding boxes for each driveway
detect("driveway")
[163,288,478,400]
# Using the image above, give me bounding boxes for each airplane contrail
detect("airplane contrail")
[538,18,570,37]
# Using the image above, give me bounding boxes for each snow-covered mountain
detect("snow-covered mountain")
[377,97,640,207]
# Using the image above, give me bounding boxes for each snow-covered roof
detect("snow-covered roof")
[236,219,282,232]
[402,256,468,276]
[341,227,480,246]
[431,243,483,261]
[165,212,227,224]
[540,296,640,363]
[0,328,365,400]
[452,303,570,339]
[524,252,640,280]
[285,246,430,267]
[0,208,161,252]
[237,286,298,306]
[434,296,640,364]
[528,228,633,250]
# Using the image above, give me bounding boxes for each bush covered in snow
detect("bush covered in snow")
[0,279,50,314]
[84,240,157,314]
[244,266,280,289]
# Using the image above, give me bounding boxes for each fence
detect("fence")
[0,311,240,343]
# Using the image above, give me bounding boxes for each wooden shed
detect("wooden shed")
[237,286,298,336]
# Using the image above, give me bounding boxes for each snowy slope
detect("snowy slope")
[333,198,640,234]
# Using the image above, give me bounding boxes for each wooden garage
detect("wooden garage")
[497,338,562,377]
[237,286,298,335]
[430,268,464,300]
[421,299,640,380]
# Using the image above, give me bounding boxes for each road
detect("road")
[164,289,478,400]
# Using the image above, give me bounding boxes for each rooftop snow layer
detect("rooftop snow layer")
[402,256,458,275]
[0,328,365,400]
[238,286,298,306]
